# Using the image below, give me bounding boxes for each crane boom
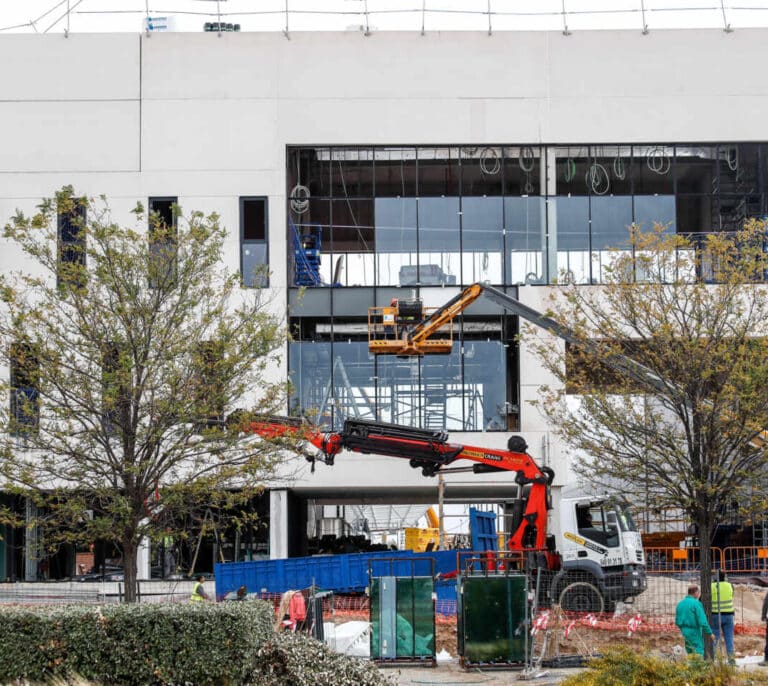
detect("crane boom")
[371,282,768,447]
[240,415,554,553]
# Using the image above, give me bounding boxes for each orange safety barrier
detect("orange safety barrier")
[723,546,768,574]
[644,544,768,574]
[644,546,723,574]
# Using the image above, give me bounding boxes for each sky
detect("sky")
[2,0,767,35]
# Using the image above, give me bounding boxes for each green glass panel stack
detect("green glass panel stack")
[459,574,528,664]
[370,575,435,660]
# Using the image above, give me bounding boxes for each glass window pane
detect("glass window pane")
[505,197,545,285]
[289,342,333,427]
[242,198,266,241]
[676,195,713,234]
[587,145,633,196]
[418,147,459,197]
[328,343,376,430]
[591,195,633,250]
[330,147,374,197]
[375,198,417,287]
[417,197,459,286]
[242,243,268,287]
[376,355,420,427]
[504,146,541,196]
[555,147,590,197]
[374,147,418,197]
[675,145,716,194]
[461,147,503,196]
[554,196,590,283]
[462,196,503,285]
[632,145,674,195]
[290,217,331,287]
[421,347,464,431]
[464,341,506,431]
[634,195,676,232]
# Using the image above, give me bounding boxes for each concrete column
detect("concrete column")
[269,489,289,559]
[136,532,151,580]
[24,498,38,581]
[543,147,558,283]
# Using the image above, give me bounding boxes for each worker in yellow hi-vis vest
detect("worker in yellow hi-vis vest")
[710,569,735,662]
[190,575,210,602]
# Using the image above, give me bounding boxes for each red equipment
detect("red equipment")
[240,415,556,562]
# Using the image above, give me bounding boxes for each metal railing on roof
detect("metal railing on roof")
[2,1,768,36]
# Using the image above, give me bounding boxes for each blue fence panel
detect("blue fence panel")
[215,548,466,599]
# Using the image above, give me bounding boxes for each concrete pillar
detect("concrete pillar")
[136,534,151,580]
[270,489,289,559]
[543,147,558,284]
[24,498,38,581]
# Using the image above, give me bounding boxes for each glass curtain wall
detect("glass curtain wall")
[286,146,545,287]
[289,334,510,432]
[286,143,768,431]
[552,143,767,284]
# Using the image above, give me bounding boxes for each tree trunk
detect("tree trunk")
[122,537,139,603]
[697,513,714,659]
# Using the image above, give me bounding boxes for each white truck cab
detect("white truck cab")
[552,495,647,612]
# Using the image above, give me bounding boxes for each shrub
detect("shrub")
[560,648,751,686]
[253,632,396,686]
[0,600,274,685]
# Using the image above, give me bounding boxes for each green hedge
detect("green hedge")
[253,633,395,686]
[0,601,274,685]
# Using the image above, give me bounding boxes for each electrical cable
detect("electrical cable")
[726,146,739,172]
[519,146,536,173]
[336,156,371,284]
[586,162,609,195]
[290,184,310,215]
[564,157,576,183]
[646,146,671,175]
[479,147,500,175]
[613,155,626,180]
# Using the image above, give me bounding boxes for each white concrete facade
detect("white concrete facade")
[1,28,766,556]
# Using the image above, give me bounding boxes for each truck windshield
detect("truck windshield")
[613,503,638,532]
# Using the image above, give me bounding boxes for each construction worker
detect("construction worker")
[675,584,713,657]
[190,575,210,602]
[710,569,735,663]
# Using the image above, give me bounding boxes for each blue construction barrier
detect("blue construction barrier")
[215,549,461,600]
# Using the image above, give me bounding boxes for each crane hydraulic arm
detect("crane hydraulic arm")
[240,415,554,552]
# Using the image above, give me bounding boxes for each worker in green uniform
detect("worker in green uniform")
[675,584,713,656]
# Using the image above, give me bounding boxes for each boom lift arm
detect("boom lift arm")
[376,282,768,447]
[240,415,555,553]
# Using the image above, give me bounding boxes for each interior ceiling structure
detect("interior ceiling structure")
[346,503,429,532]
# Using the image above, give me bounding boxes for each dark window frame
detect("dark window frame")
[240,196,269,287]
[148,196,179,289]
[57,198,87,289]
[10,341,40,436]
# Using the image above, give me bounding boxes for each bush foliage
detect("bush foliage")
[253,633,395,686]
[560,648,768,686]
[0,601,274,685]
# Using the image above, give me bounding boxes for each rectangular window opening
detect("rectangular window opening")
[241,196,269,287]
[10,341,40,436]
[57,198,87,289]
[148,196,178,289]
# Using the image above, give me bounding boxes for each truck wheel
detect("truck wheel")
[558,581,605,613]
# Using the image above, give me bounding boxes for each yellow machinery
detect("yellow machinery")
[368,284,484,356]
[403,507,441,552]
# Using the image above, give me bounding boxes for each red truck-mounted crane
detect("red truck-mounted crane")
[243,414,555,561]
[240,413,646,611]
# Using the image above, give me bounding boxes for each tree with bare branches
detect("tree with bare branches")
[529,220,768,631]
[0,187,291,601]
